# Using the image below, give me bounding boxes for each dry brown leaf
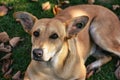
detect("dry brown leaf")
[0,5,8,16]
[57,0,70,5]
[112,5,120,10]
[8,6,13,10]
[53,5,62,15]
[2,59,13,73]
[88,0,95,4]
[57,0,70,8]
[9,37,23,47]
[0,53,12,60]
[3,68,12,79]
[12,71,21,80]
[0,43,4,47]
[0,32,10,42]
[63,0,70,4]
[0,43,11,52]
[2,62,9,73]
[42,1,51,11]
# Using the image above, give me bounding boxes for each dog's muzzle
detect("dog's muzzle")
[33,48,43,61]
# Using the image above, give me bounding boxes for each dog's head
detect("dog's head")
[14,12,89,62]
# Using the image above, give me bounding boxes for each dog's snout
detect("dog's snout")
[33,49,43,57]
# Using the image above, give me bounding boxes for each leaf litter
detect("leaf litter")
[0,31,23,79]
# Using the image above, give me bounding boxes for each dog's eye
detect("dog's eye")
[75,22,85,29]
[49,33,58,39]
[33,31,39,37]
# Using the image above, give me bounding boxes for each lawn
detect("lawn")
[0,0,120,80]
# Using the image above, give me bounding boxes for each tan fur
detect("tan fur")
[14,4,120,80]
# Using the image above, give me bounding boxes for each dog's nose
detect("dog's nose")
[33,49,43,58]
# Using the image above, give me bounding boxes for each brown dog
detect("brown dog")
[14,4,120,80]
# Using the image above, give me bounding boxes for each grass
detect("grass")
[0,0,120,80]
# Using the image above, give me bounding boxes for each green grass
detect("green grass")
[0,0,120,80]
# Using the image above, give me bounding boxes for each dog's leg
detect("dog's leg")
[115,65,120,80]
[115,59,120,80]
[89,17,120,57]
[86,49,112,78]
[89,18,120,79]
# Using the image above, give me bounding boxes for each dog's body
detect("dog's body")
[14,5,120,80]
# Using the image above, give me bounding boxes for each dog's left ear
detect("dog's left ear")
[66,16,89,38]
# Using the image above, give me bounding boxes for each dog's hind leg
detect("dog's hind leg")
[89,17,120,56]
[89,18,120,79]
[86,48,112,78]
[115,64,120,80]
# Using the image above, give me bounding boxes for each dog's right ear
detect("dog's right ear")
[13,11,38,34]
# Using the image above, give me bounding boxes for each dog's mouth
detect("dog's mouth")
[33,56,52,62]
[33,56,44,61]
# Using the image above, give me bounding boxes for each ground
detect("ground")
[0,0,120,80]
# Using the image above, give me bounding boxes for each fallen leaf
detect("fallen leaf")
[53,5,62,15]
[112,5,120,10]
[0,43,4,47]
[0,43,11,52]
[3,68,12,79]
[88,0,95,4]
[8,6,14,11]
[2,62,9,73]
[12,71,21,80]
[63,0,70,4]
[115,66,120,80]
[0,53,12,60]
[57,0,70,5]
[57,0,70,8]
[9,37,23,47]
[42,1,51,11]
[0,32,10,42]
[1,59,13,74]
[0,5,8,16]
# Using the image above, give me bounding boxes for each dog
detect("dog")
[14,4,120,80]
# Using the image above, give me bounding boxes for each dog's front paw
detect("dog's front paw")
[115,60,120,80]
[86,64,101,78]
[115,66,120,80]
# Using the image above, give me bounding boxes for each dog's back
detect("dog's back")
[55,4,120,57]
